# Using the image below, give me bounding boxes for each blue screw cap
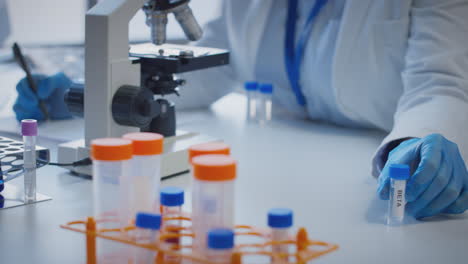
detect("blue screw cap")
[161,186,184,207]
[135,212,161,230]
[207,228,235,249]
[244,81,258,91]
[389,164,410,180]
[268,208,293,228]
[259,83,273,94]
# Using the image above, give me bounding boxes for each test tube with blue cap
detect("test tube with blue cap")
[191,154,237,253]
[387,164,410,226]
[244,81,258,122]
[22,119,37,203]
[160,186,184,263]
[206,228,235,263]
[268,208,293,260]
[258,83,274,123]
[134,212,162,264]
[122,132,164,227]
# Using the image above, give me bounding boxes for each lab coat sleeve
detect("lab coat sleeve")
[166,2,240,110]
[372,0,468,177]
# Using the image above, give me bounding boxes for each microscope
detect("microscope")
[58,0,229,177]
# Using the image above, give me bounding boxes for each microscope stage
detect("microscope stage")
[129,43,229,74]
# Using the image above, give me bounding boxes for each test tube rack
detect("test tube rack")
[61,212,338,264]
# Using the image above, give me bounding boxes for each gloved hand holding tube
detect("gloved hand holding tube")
[377,134,468,219]
[13,72,74,121]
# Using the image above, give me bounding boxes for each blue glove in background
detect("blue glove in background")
[377,134,468,219]
[13,72,73,121]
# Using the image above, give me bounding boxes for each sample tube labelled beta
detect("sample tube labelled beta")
[387,164,410,226]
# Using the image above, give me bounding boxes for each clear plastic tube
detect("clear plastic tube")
[271,228,289,259]
[91,138,133,261]
[192,179,235,252]
[134,228,160,264]
[191,155,236,254]
[162,206,182,263]
[133,212,161,264]
[23,135,36,203]
[258,84,273,124]
[126,154,161,225]
[268,208,293,262]
[206,229,235,264]
[246,90,257,122]
[387,178,407,226]
[206,249,233,264]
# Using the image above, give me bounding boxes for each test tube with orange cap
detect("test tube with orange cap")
[191,154,237,253]
[91,138,133,257]
[122,132,164,224]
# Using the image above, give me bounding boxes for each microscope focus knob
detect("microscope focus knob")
[64,82,85,117]
[112,86,159,128]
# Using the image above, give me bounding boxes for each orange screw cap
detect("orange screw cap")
[123,132,164,155]
[91,138,132,161]
[188,142,230,162]
[192,154,236,181]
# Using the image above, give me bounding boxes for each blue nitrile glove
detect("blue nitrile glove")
[13,72,73,121]
[377,134,468,219]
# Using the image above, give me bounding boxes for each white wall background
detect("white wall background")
[6,0,222,45]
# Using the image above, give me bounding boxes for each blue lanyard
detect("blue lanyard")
[285,0,328,106]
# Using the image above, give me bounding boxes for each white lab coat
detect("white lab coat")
[172,0,468,176]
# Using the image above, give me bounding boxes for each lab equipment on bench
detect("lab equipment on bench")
[122,132,164,225]
[134,212,162,264]
[57,0,229,179]
[258,83,273,124]
[191,155,236,253]
[206,228,235,263]
[22,119,37,203]
[61,209,338,263]
[268,208,293,261]
[387,164,410,226]
[244,82,259,122]
[61,145,338,263]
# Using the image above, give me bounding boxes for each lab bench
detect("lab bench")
[0,94,467,264]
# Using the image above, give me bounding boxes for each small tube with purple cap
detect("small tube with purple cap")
[21,119,37,203]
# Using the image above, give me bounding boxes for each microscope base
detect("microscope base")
[57,131,219,178]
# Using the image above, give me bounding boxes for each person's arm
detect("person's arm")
[167,0,240,110]
[373,0,468,175]
[375,0,468,218]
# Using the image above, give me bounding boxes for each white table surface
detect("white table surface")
[0,92,467,264]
